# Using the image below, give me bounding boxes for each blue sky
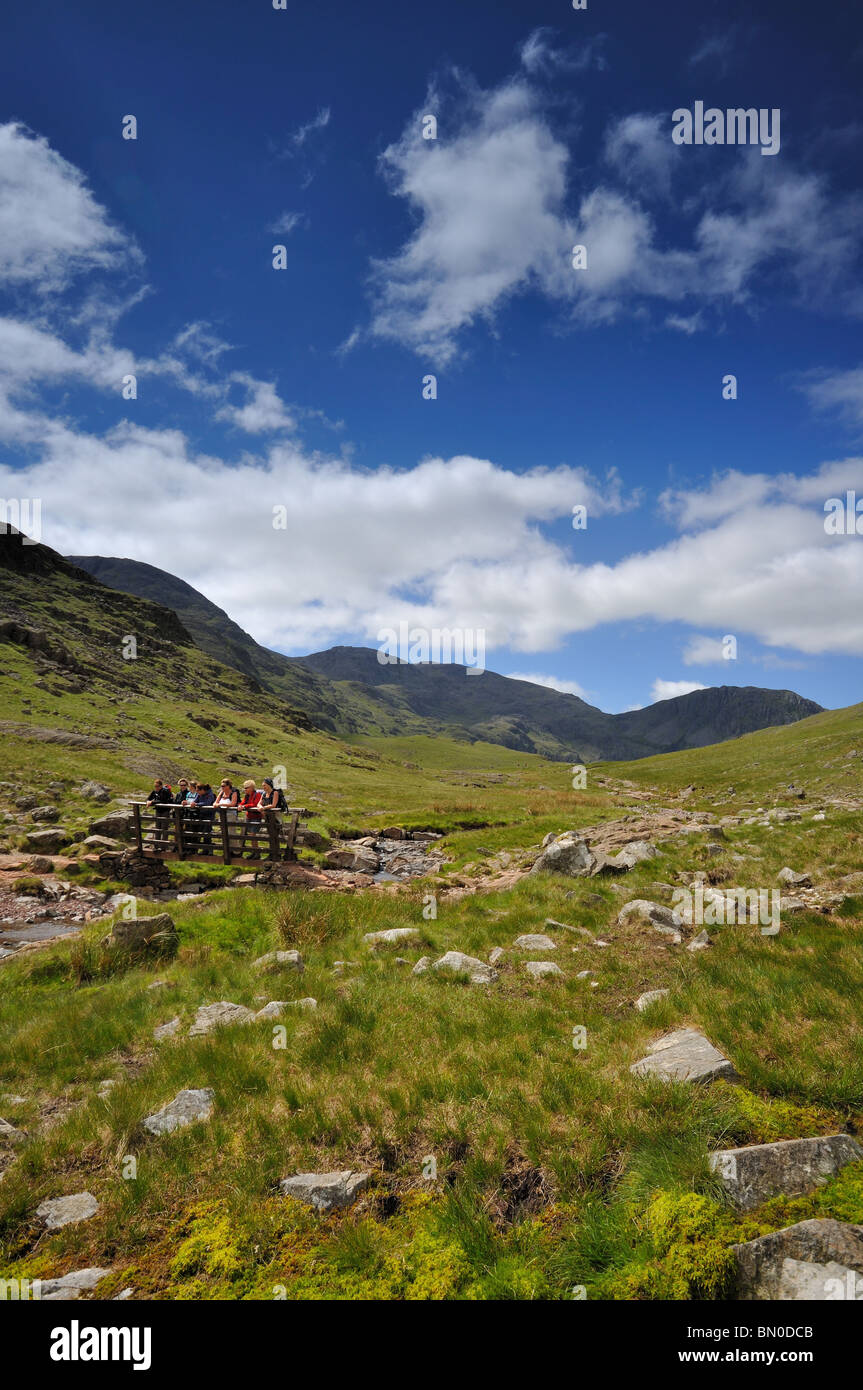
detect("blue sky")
[1,0,862,713]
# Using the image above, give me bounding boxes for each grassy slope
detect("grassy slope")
[1,701,862,1299]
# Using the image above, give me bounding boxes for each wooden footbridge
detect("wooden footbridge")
[131,802,304,866]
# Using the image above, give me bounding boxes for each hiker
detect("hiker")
[239,779,263,856]
[193,781,216,853]
[173,779,190,805]
[147,778,173,847]
[259,776,288,824]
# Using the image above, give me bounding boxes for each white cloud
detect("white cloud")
[682,635,730,666]
[506,672,589,699]
[0,123,139,291]
[290,107,330,149]
[215,374,297,434]
[368,66,863,360]
[604,113,675,199]
[268,211,303,237]
[370,78,571,364]
[799,366,863,429]
[519,28,606,76]
[651,679,709,702]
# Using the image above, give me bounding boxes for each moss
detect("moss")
[722,1088,836,1145]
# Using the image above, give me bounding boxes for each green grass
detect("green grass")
[3,588,863,1299]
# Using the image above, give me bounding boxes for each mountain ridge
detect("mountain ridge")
[67,553,825,762]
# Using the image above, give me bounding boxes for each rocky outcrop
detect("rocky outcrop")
[529,833,595,877]
[732,1219,863,1300]
[709,1134,863,1211]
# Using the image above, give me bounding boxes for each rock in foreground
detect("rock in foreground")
[433,951,498,985]
[732,1219,863,1300]
[36,1192,99,1230]
[143,1088,214,1136]
[280,1170,370,1211]
[630,1028,740,1085]
[709,1134,863,1211]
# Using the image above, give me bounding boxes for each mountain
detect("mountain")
[67,554,824,761]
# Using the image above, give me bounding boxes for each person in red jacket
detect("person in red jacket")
[239,779,263,857]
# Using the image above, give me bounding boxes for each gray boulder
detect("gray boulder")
[0,1116,26,1146]
[153,1017,181,1041]
[80,781,111,802]
[618,900,683,930]
[188,1002,254,1036]
[526,961,564,979]
[24,828,69,853]
[108,912,177,954]
[529,834,595,878]
[778,867,812,888]
[36,1192,99,1230]
[433,951,498,985]
[30,806,59,823]
[412,956,432,976]
[732,1219,863,1300]
[252,949,304,972]
[635,989,669,1012]
[364,928,419,945]
[614,840,658,869]
[280,1170,370,1211]
[143,1088,214,1136]
[513,933,557,951]
[709,1134,863,1211]
[88,811,134,839]
[40,1268,113,1301]
[630,1028,740,1085]
[325,846,379,873]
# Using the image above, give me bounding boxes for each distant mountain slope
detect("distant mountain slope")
[70,555,351,734]
[68,555,824,761]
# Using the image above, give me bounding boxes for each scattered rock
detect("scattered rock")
[709,1134,863,1211]
[325,846,379,874]
[546,918,596,942]
[635,989,669,1012]
[80,781,111,803]
[188,1002,254,1036]
[630,1028,740,1085]
[153,1017,181,1041]
[513,933,557,951]
[254,1001,289,1020]
[279,1170,370,1211]
[688,930,711,952]
[88,811,134,839]
[732,1219,863,1300]
[107,912,178,954]
[363,928,420,946]
[30,806,59,823]
[412,956,431,976]
[614,840,658,869]
[27,855,55,873]
[39,1267,114,1301]
[36,1191,99,1230]
[526,961,563,979]
[488,946,505,965]
[0,1117,26,1146]
[529,834,595,878]
[142,1088,214,1136]
[778,867,812,888]
[618,900,683,930]
[432,951,498,985]
[24,828,69,853]
[252,950,303,972]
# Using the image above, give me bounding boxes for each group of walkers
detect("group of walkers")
[146,775,288,857]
